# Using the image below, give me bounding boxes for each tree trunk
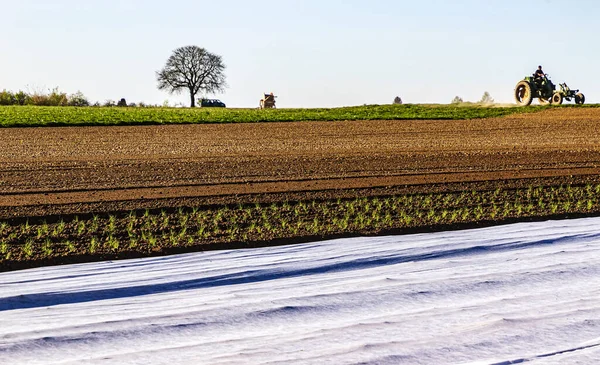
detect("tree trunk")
[190,90,195,108]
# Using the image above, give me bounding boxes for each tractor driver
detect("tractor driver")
[534,65,545,79]
[534,65,545,88]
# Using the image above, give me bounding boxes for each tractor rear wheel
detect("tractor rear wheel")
[551,93,563,105]
[575,93,585,105]
[514,81,533,106]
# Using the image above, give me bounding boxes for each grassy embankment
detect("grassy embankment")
[0,104,554,127]
[2,184,600,271]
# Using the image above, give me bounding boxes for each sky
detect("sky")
[2,0,599,108]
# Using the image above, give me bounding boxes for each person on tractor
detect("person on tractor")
[534,65,545,88]
[534,65,545,79]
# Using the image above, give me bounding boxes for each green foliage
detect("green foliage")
[0,240,9,258]
[0,104,552,128]
[89,236,99,253]
[23,239,35,258]
[14,91,31,105]
[67,91,90,107]
[106,235,119,251]
[0,90,16,105]
[29,88,68,106]
[63,240,76,253]
[52,220,66,237]
[42,238,53,257]
[0,90,31,105]
[0,89,89,106]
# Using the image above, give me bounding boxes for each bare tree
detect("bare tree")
[156,46,226,107]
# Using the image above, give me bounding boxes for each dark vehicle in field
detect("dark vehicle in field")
[514,75,585,106]
[199,98,226,108]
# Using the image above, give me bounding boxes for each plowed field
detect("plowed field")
[2,108,600,219]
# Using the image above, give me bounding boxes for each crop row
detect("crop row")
[1,184,599,268]
[0,104,550,127]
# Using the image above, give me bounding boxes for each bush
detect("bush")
[117,98,127,107]
[0,90,33,105]
[14,91,31,105]
[29,93,47,106]
[0,90,15,105]
[68,91,90,107]
[48,88,68,106]
[29,88,68,106]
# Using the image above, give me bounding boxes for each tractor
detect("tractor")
[259,93,277,109]
[514,74,585,106]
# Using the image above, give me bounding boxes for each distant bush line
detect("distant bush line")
[0,88,153,108]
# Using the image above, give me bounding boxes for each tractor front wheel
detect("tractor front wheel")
[514,81,533,106]
[551,93,563,105]
[575,93,585,105]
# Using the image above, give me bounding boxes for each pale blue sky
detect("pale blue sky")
[2,0,598,107]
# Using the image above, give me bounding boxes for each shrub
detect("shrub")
[47,88,68,106]
[68,91,90,107]
[30,88,68,106]
[29,93,48,106]
[14,91,31,105]
[0,90,15,105]
[117,98,127,107]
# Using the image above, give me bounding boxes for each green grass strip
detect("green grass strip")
[0,104,561,127]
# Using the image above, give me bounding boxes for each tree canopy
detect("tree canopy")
[156,46,226,107]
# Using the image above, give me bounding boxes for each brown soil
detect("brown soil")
[2,108,600,219]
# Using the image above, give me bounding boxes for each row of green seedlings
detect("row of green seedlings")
[1,183,600,262]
